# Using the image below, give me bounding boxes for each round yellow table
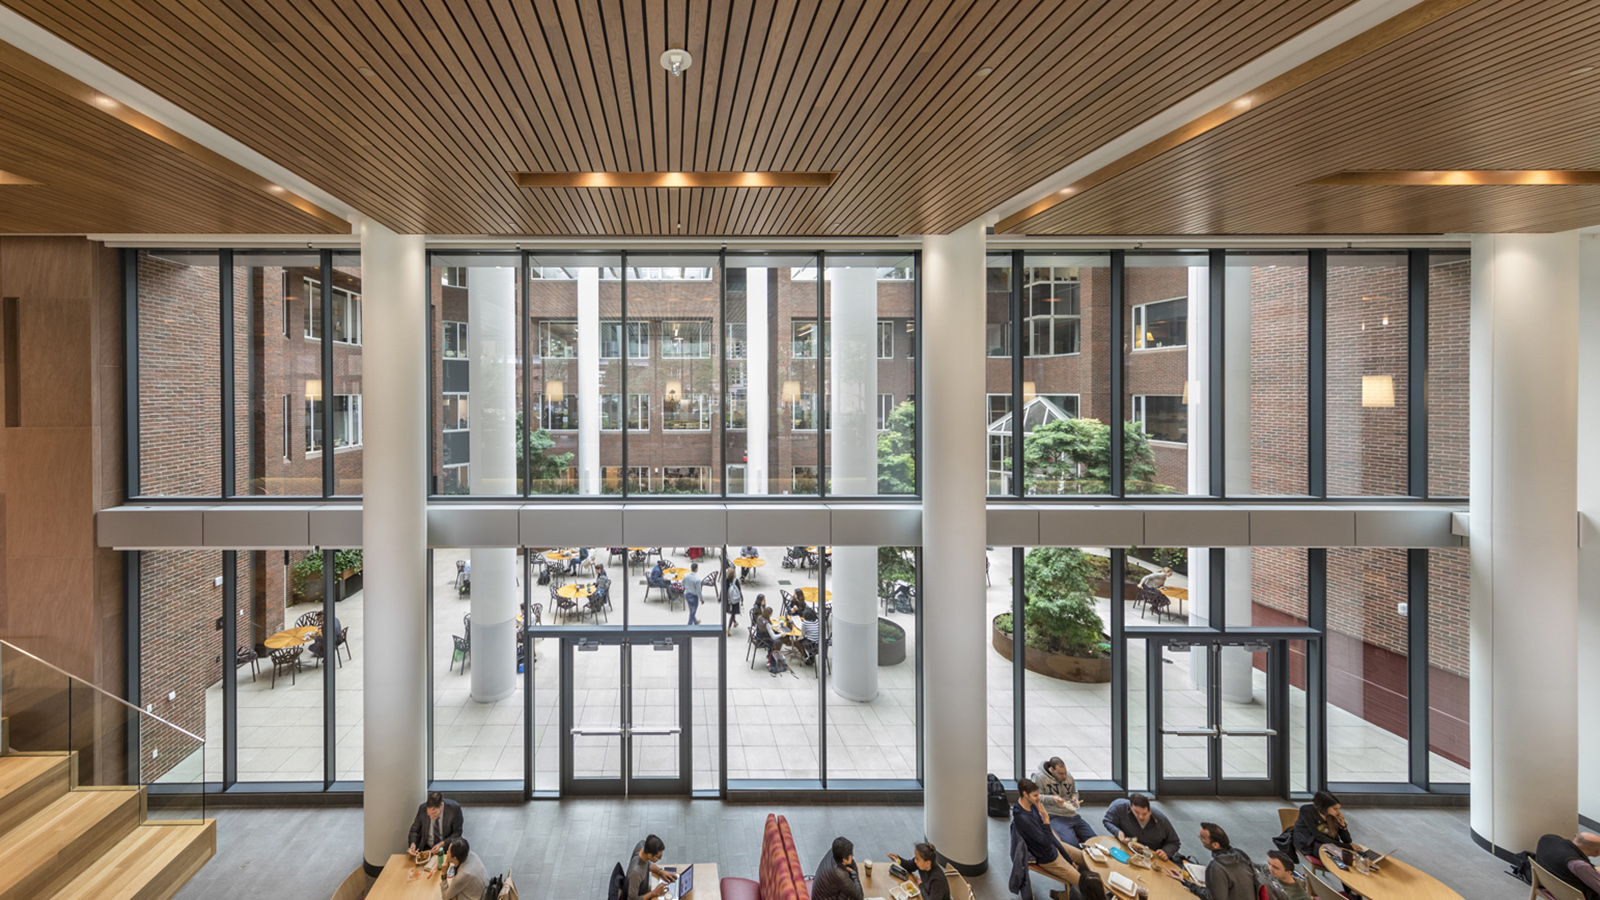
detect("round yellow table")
[805,547,833,554]
[544,549,577,562]
[557,582,597,600]
[1160,585,1189,616]
[794,587,832,603]
[733,557,765,568]
[663,566,691,580]
[1319,847,1463,900]
[264,625,319,650]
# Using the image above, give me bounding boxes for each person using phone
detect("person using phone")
[1284,791,1354,865]
[1033,757,1096,848]
[440,838,488,900]
[888,843,949,900]
[407,791,464,856]
[1012,778,1090,900]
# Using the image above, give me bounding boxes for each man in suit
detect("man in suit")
[407,791,464,855]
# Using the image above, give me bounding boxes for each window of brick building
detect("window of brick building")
[663,392,709,430]
[877,320,894,358]
[660,320,712,358]
[1132,297,1187,350]
[1024,267,1081,356]
[660,466,710,492]
[539,321,579,359]
[726,322,747,359]
[442,321,467,359]
[792,466,819,493]
[1133,394,1186,443]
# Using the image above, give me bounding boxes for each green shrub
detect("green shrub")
[878,619,902,642]
[1017,548,1107,658]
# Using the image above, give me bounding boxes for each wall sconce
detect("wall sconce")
[1022,381,1037,404]
[304,379,322,402]
[546,380,564,403]
[1182,380,1195,404]
[1362,375,1395,408]
[665,381,682,403]
[782,380,802,403]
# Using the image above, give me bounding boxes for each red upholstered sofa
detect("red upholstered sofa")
[723,813,808,900]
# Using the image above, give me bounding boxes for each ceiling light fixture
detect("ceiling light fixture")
[660,49,693,77]
[0,169,41,185]
[977,66,994,76]
[1309,169,1600,185]
[357,66,378,78]
[514,171,837,188]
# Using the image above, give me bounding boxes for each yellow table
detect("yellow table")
[663,566,691,580]
[367,854,442,900]
[545,549,578,562]
[1081,836,1192,900]
[806,547,833,554]
[1319,847,1463,900]
[557,582,597,599]
[1160,586,1188,615]
[264,625,318,650]
[733,556,765,569]
[856,859,973,900]
[771,616,803,640]
[794,587,832,604]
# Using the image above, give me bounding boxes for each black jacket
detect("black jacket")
[812,856,864,900]
[899,854,950,900]
[407,799,464,850]
[1102,799,1181,859]
[1011,800,1060,865]
[1287,804,1351,860]
[1537,834,1600,900]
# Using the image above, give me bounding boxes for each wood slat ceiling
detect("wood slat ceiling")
[1009,0,1600,235]
[0,60,343,234]
[0,0,1359,236]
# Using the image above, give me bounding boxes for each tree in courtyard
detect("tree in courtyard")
[515,412,576,491]
[1011,547,1107,658]
[1021,417,1160,494]
[876,399,915,495]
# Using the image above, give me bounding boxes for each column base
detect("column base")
[364,858,386,878]
[1469,827,1523,864]
[932,849,987,877]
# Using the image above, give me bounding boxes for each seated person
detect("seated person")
[1536,832,1600,900]
[595,565,612,602]
[307,615,343,664]
[407,791,463,856]
[441,838,488,900]
[812,837,865,900]
[1262,850,1310,900]
[1102,794,1181,861]
[1012,777,1089,899]
[648,560,670,592]
[784,592,807,618]
[626,834,677,900]
[888,843,949,900]
[1167,824,1254,900]
[1284,791,1353,863]
[741,545,759,559]
[1033,756,1095,848]
[799,607,821,654]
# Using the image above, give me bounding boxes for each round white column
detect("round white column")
[467,266,518,702]
[1578,234,1600,824]
[1219,262,1254,704]
[829,265,882,702]
[922,221,988,872]
[359,221,428,872]
[746,268,770,495]
[578,267,602,494]
[1470,233,1580,854]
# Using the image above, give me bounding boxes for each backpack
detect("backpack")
[536,566,550,586]
[767,649,789,675]
[986,773,1009,818]
[1507,850,1534,885]
[482,874,505,899]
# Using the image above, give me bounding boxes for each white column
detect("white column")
[922,221,988,871]
[1470,233,1580,853]
[359,221,428,871]
[1575,234,1600,823]
[829,265,882,702]
[1186,265,1213,687]
[1219,262,1253,704]
[467,266,518,703]
[578,267,602,494]
[746,268,770,495]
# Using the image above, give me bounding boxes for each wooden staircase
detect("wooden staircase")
[0,718,214,900]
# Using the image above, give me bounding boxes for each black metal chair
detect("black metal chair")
[450,635,471,673]
[747,623,774,669]
[295,611,322,628]
[269,646,302,688]
[584,592,608,623]
[336,625,352,662]
[235,644,260,683]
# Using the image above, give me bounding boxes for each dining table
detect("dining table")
[1159,586,1189,616]
[1080,836,1194,900]
[663,566,691,580]
[1318,846,1464,900]
[545,549,578,562]
[732,556,765,583]
[855,859,973,900]
[366,854,443,900]
[556,582,597,600]
[793,587,832,604]
[264,625,319,650]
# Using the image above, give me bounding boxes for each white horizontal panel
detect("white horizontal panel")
[310,506,362,548]
[1037,507,1143,547]
[828,505,921,546]
[520,505,624,548]
[96,506,204,548]
[428,506,519,547]
[203,506,310,548]
[986,506,1040,546]
[623,505,727,546]
[1354,507,1463,547]
[1247,508,1356,547]
[727,505,830,546]
[1143,507,1249,547]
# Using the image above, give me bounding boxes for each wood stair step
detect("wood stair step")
[0,753,72,840]
[0,787,142,900]
[49,820,216,900]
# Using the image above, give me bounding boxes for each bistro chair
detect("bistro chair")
[269,646,303,688]
[747,623,773,669]
[295,610,322,628]
[451,635,471,673]
[336,625,352,662]
[528,602,543,627]
[554,587,580,623]
[235,644,260,683]
[1532,860,1585,900]
[584,592,608,623]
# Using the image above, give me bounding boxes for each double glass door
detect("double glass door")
[559,635,691,795]
[1150,637,1287,796]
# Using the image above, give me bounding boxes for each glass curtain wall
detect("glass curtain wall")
[1021,254,1113,496]
[726,254,821,496]
[1327,253,1409,496]
[1124,252,1208,495]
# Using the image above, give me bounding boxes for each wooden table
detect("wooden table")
[794,587,832,604]
[1319,847,1463,900]
[663,567,691,580]
[264,625,319,650]
[732,557,765,581]
[771,616,803,640]
[856,859,973,900]
[658,863,721,900]
[1160,586,1188,616]
[367,854,442,900]
[1081,836,1192,900]
[545,549,578,562]
[557,582,597,599]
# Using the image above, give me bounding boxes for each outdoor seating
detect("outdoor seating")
[528,602,543,626]
[451,634,471,673]
[584,592,608,623]
[295,610,322,628]
[336,625,351,662]
[269,646,303,688]
[235,644,260,682]
[747,623,773,669]
[553,583,579,622]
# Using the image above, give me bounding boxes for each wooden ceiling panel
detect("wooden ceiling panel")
[1011,0,1600,234]
[0,0,1362,235]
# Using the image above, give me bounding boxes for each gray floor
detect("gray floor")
[174,798,1522,900]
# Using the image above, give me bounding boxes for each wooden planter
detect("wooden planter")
[878,617,907,667]
[992,615,1112,683]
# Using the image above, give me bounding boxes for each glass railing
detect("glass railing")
[0,639,205,822]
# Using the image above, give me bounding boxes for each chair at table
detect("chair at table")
[336,625,352,662]
[528,602,543,627]
[747,623,774,669]
[1306,869,1346,900]
[1532,860,1586,900]
[269,646,303,688]
[450,635,471,673]
[553,583,579,622]
[296,610,322,628]
[1140,585,1171,621]
[584,592,608,623]
[235,644,260,683]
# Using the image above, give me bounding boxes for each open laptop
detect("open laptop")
[655,865,694,900]
[1358,848,1398,866]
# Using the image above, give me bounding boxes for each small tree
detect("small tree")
[1022,417,1160,494]
[516,412,576,490]
[877,400,915,494]
[1017,547,1107,658]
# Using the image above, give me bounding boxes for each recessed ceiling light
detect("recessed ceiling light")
[1310,169,1600,185]
[0,169,41,185]
[357,66,378,78]
[977,66,994,76]
[660,49,693,77]
[514,171,837,188]
[1575,66,1596,75]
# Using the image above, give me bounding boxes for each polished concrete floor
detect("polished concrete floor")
[172,797,1521,900]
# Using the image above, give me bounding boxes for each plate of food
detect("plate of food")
[1085,845,1108,865]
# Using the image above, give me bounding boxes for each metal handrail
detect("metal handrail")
[0,639,204,744]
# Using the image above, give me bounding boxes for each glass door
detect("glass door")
[1150,638,1284,796]
[558,635,691,795]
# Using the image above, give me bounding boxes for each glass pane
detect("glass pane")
[1022,254,1112,496]
[531,600,560,792]
[1326,548,1409,782]
[1125,252,1208,495]
[727,255,821,496]
[1159,642,1210,780]
[631,642,680,780]
[1130,547,1192,626]
[238,549,325,782]
[1249,548,1309,628]
[139,251,221,496]
[1220,644,1269,780]
[139,550,222,783]
[1018,547,1114,781]
[1428,252,1470,497]
[571,643,623,780]
[1127,636,1149,791]
[1327,253,1409,496]
[986,255,1014,496]
[1227,252,1309,495]
[628,255,721,496]
[234,252,324,496]
[692,636,720,791]
[432,254,524,496]
[825,545,918,780]
[824,255,918,497]
[1428,548,1470,783]
[727,544,820,780]
[331,251,364,495]
[986,547,1015,778]
[431,547,524,780]
[624,548,713,628]
[1287,639,1309,794]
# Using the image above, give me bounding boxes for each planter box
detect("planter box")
[992,615,1111,683]
[878,617,907,667]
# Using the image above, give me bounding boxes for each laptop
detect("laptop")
[655,865,694,900]
[1358,848,1397,866]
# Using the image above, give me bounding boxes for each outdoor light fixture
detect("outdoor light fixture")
[546,380,564,403]
[1362,375,1396,408]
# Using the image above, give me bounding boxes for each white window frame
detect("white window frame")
[728,385,748,431]
[662,392,710,431]
[877,393,894,430]
[441,266,467,287]
[726,463,747,494]
[1132,296,1188,350]
[534,390,579,432]
[302,278,361,345]
[659,465,711,491]
[538,320,579,359]
[660,320,712,359]
[792,319,829,359]
[442,321,468,359]
[726,322,747,359]
[306,397,322,456]
[281,394,291,459]
[987,393,1011,425]
[628,393,650,431]
[877,320,893,358]
[600,393,623,432]
[1132,393,1186,444]
[334,394,362,449]
[791,466,819,493]
[791,392,818,431]
[600,321,650,360]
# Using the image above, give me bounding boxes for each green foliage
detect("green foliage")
[877,400,916,494]
[516,412,576,486]
[878,619,903,643]
[1021,418,1163,494]
[877,547,916,601]
[1086,554,1153,584]
[289,549,362,598]
[1016,547,1107,658]
[1135,546,1188,576]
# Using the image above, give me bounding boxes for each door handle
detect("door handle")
[1161,727,1219,737]
[1218,728,1277,737]
[570,727,625,736]
[629,726,682,736]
